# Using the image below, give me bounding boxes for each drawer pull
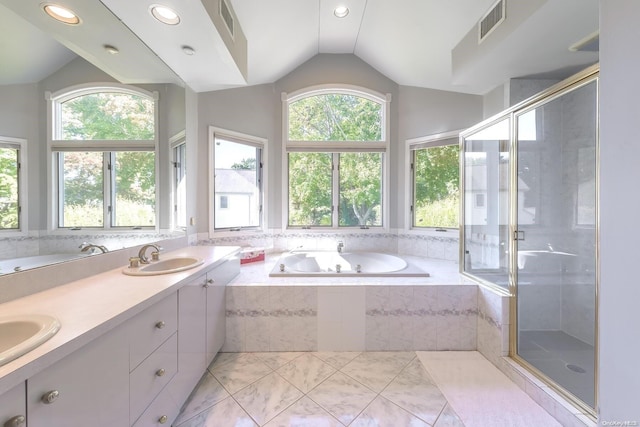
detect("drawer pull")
[158,415,168,424]
[155,321,166,329]
[4,415,26,427]
[41,390,60,404]
[156,368,166,377]
[203,278,214,288]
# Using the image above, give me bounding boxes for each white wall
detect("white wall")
[598,0,640,422]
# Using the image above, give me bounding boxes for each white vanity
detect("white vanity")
[0,245,240,427]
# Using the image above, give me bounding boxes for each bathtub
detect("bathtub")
[0,253,93,274]
[269,251,429,277]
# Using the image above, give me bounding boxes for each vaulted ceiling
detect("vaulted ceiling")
[0,0,599,94]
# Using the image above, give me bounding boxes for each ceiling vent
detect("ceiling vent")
[478,0,506,43]
[220,0,235,38]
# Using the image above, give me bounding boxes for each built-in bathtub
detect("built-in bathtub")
[269,250,429,277]
[0,253,93,274]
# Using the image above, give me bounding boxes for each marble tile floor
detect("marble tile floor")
[174,351,569,427]
[173,351,464,427]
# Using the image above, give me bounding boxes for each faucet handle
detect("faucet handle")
[151,251,160,261]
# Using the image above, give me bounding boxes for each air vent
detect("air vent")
[478,0,506,43]
[220,0,235,37]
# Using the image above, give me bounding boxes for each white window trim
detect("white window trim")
[170,130,186,231]
[208,126,268,238]
[405,129,463,234]
[0,136,28,236]
[45,83,159,234]
[282,85,391,231]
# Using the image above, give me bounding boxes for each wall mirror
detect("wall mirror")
[0,2,186,275]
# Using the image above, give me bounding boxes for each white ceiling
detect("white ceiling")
[0,0,599,95]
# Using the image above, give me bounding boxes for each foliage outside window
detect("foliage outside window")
[411,143,460,229]
[52,88,157,229]
[210,130,264,232]
[286,89,387,228]
[0,141,22,230]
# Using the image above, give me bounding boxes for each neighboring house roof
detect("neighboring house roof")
[215,169,257,194]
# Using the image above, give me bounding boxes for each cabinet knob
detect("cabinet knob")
[203,278,214,288]
[4,415,26,427]
[155,321,165,329]
[41,390,60,404]
[158,415,168,424]
[156,368,166,377]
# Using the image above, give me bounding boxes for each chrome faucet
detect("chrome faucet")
[138,244,161,264]
[79,242,108,254]
[337,241,344,253]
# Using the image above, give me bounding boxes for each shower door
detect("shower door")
[514,78,598,409]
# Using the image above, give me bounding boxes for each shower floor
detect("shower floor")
[518,330,595,408]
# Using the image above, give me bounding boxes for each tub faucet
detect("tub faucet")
[337,241,344,253]
[79,242,108,254]
[138,244,161,264]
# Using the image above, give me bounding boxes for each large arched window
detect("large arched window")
[48,85,158,230]
[284,86,389,228]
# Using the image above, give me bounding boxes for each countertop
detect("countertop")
[0,245,240,395]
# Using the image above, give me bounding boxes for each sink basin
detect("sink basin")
[0,315,61,367]
[123,257,204,276]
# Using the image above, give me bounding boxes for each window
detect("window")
[285,87,389,229]
[49,86,157,230]
[0,137,26,232]
[408,133,460,229]
[171,133,187,230]
[209,127,266,234]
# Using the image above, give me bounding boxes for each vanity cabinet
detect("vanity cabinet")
[206,257,239,363]
[26,323,130,427]
[0,383,26,427]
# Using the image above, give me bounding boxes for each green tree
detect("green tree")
[231,157,256,170]
[0,147,19,229]
[288,93,383,226]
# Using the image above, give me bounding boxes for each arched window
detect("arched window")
[284,86,389,228]
[48,85,158,230]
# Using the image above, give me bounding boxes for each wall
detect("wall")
[599,0,640,423]
[196,54,483,233]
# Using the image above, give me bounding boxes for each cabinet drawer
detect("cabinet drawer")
[0,382,26,427]
[130,333,177,424]
[129,293,177,370]
[131,382,180,427]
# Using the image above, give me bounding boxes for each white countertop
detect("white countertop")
[0,245,240,395]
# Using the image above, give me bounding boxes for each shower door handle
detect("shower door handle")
[514,230,525,241]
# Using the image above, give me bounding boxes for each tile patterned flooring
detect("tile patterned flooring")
[174,351,464,427]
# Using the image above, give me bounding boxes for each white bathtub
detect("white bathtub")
[0,253,93,274]
[269,251,429,277]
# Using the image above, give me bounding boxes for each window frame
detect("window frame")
[170,130,187,231]
[405,130,463,232]
[0,136,27,235]
[282,85,391,231]
[208,126,267,237]
[46,83,159,233]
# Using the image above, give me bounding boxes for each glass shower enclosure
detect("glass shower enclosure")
[461,66,598,413]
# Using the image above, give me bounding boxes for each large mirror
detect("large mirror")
[0,2,186,275]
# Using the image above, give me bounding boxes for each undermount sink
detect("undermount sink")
[122,257,204,276]
[0,314,61,367]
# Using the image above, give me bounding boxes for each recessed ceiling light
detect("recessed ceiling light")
[150,4,180,25]
[104,45,119,55]
[334,6,349,18]
[43,3,80,25]
[182,45,195,56]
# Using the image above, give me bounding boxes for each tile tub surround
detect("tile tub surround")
[197,229,460,262]
[223,254,481,353]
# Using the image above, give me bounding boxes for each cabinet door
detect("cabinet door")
[0,382,26,427]
[168,274,207,404]
[27,324,129,427]
[206,258,239,364]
